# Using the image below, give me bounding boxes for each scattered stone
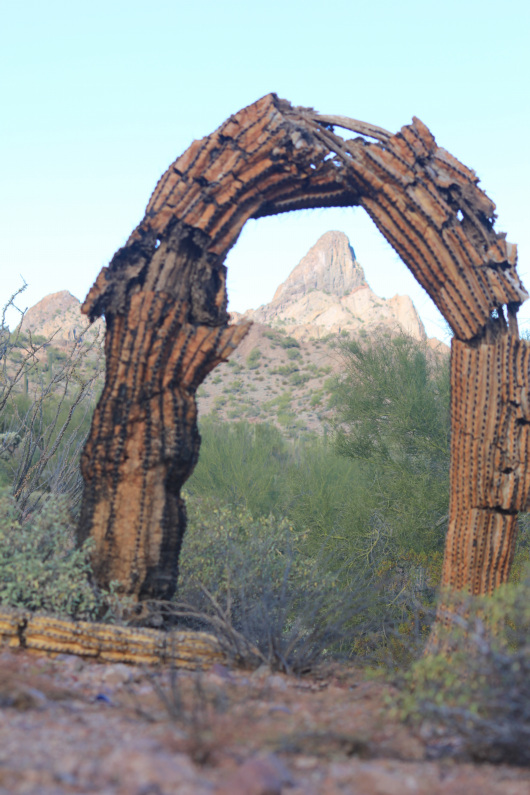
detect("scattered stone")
[0,649,529,795]
[100,663,133,687]
[218,753,294,795]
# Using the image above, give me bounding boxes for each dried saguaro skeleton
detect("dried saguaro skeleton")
[0,609,223,668]
[78,93,529,615]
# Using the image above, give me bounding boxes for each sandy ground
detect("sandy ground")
[0,647,529,794]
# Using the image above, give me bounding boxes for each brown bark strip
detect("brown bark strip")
[77,93,529,628]
[79,291,249,601]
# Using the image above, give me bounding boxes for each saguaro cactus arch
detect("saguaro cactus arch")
[77,94,530,613]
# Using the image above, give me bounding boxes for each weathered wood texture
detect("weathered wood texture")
[0,608,224,668]
[442,334,530,593]
[78,93,528,614]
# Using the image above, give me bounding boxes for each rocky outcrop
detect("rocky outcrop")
[19,291,103,347]
[243,232,427,342]
[272,230,366,303]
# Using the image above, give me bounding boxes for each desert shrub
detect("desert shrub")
[397,577,530,764]
[0,284,103,519]
[175,496,378,673]
[227,359,242,372]
[278,336,300,349]
[0,490,101,618]
[225,378,244,393]
[188,417,405,583]
[309,388,325,407]
[289,372,310,386]
[246,348,261,369]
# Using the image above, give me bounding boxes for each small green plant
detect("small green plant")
[310,389,325,407]
[227,359,243,373]
[246,348,261,369]
[229,378,244,393]
[271,362,299,376]
[278,335,300,349]
[0,491,101,618]
[289,372,310,387]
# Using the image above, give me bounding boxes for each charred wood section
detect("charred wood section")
[78,93,528,624]
[78,292,248,600]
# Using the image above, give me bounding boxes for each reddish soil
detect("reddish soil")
[0,648,528,795]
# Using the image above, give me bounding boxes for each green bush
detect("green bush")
[271,362,299,376]
[0,491,101,618]
[330,333,450,558]
[1,285,103,518]
[287,348,301,360]
[278,336,300,349]
[246,348,261,369]
[189,419,289,516]
[309,388,325,407]
[289,371,310,386]
[227,359,243,373]
[188,418,371,572]
[396,577,530,764]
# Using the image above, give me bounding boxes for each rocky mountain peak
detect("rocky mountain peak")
[21,291,79,331]
[272,231,366,304]
[244,230,428,343]
[19,290,103,346]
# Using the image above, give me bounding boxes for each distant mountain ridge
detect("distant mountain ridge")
[21,231,431,348]
[19,232,446,434]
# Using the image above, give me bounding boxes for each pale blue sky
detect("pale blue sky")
[1,0,528,339]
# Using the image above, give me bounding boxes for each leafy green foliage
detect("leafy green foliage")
[271,362,299,376]
[331,334,450,559]
[186,335,456,662]
[286,348,301,360]
[189,417,364,554]
[0,491,100,618]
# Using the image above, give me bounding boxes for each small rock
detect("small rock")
[100,663,132,686]
[293,756,319,770]
[250,664,271,680]
[210,663,234,681]
[98,748,199,792]
[218,753,294,795]
[267,675,287,691]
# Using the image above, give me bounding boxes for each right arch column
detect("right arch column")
[442,332,530,595]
